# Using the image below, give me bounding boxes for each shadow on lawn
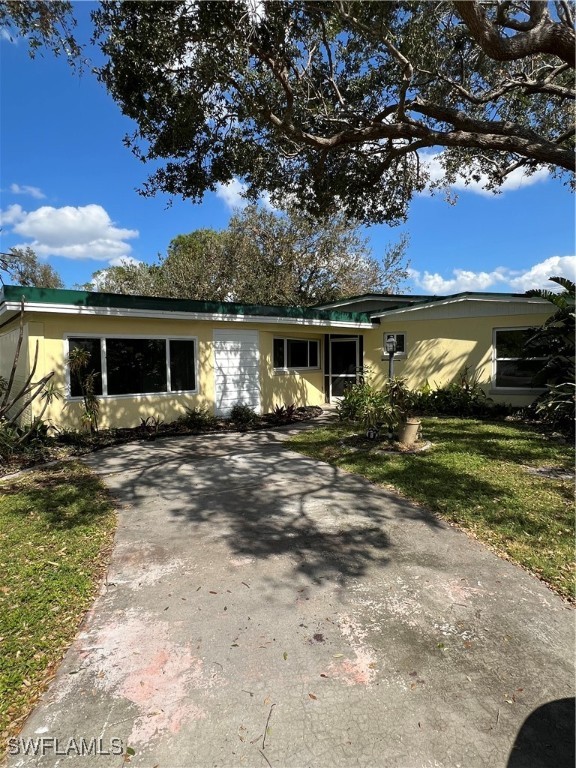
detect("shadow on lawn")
[425,419,572,467]
[1,465,112,530]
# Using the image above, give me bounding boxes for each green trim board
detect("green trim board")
[0,285,374,325]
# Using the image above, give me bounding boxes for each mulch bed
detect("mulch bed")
[0,406,323,477]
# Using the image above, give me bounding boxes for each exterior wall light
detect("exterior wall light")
[385,334,397,380]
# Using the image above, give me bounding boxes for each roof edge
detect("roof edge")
[0,285,376,325]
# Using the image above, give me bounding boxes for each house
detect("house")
[0,284,552,430]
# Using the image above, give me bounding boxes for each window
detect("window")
[107,338,166,395]
[69,338,103,397]
[493,329,546,389]
[382,332,406,357]
[273,338,320,370]
[67,337,196,398]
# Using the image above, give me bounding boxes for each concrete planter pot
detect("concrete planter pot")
[398,418,421,447]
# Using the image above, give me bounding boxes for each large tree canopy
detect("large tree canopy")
[90,0,574,223]
[84,205,409,305]
[2,1,573,223]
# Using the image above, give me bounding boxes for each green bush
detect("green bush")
[230,403,257,427]
[337,379,410,432]
[531,382,575,438]
[177,406,218,431]
[0,420,54,462]
[270,403,297,424]
[414,368,496,417]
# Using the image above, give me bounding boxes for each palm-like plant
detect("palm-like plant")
[525,276,575,436]
[525,276,575,386]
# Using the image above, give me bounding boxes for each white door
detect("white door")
[213,330,261,416]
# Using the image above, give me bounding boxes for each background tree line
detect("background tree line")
[81,205,409,305]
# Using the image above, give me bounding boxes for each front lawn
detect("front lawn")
[0,463,116,752]
[289,418,575,600]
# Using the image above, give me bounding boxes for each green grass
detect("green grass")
[0,463,116,751]
[289,418,575,600]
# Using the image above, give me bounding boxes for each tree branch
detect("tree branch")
[455,0,575,66]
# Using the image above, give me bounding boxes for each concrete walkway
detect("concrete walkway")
[10,422,574,768]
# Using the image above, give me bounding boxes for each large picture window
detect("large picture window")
[273,338,320,370]
[493,329,546,389]
[67,336,196,398]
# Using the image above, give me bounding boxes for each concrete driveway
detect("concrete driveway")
[10,424,574,768]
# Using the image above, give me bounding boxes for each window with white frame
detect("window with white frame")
[67,336,197,397]
[273,338,320,370]
[493,328,546,389]
[382,332,406,357]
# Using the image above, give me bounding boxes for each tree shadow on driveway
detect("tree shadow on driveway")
[95,433,445,586]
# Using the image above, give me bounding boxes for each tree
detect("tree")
[83,259,161,296]
[83,206,409,305]
[89,0,574,224]
[160,230,231,301]
[0,247,64,288]
[222,205,409,304]
[4,2,573,223]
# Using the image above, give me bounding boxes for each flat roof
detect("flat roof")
[370,291,549,317]
[0,285,377,329]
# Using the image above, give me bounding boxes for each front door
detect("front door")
[330,337,359,399]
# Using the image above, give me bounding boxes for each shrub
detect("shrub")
[531,382,575,438]
[230,403,257,427]
[414,367,495,417]
[0,420,52,462]
[337,380,406,433]
[177,406,218,431]
[270,403,297,424]
[139,415,165,439]
[336,381,374,423]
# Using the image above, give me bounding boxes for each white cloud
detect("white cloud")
[215,177,274,211]
[216,178,249,209]
[10,183,46,199]
[5,204,138,261]
[420,152,549,197]
[410,256,576,295]
[108,255,143,268]
[506,256,576,292]
[0,204,25,226]
[409,267,507,294]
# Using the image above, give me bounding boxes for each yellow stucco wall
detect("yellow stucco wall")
[364,310,552,406]
[17,313,327,429]
[3,302,553,429]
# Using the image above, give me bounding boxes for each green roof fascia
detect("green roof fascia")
[312,291,433,308]
[369,290,535,316]
[1,285,374,325]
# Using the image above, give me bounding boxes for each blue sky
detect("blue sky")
[1,3,574,296]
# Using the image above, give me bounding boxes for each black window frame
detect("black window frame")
[66,335,197,398]
[273,337,321,371]
[493,328,547,391]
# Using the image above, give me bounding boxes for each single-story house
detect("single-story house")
[0,284,552,430]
